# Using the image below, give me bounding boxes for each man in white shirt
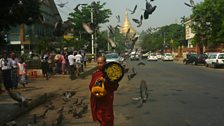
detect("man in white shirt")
[74,51,83,76]
[0,51,13,91]
[67,51,76,80]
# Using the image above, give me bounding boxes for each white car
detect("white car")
[162,53,173,61]
[130,52,139,61]
[205,53,224,68]
[147,53,158,61]
[156,53,162,59]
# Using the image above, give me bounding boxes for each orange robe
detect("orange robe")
[89,70,119,126]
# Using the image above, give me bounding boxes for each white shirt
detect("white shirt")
[68,54,76,65]
[0,58,12,70]
[74,54,82,63]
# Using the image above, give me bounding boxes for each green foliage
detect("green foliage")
[141,24,184,51]
[68,1,112,52]
[191,0,224,47]
[0,0,41,31]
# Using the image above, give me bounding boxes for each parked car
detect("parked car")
[162,53,173,61]
[147,53,158,61]
[105,52,120,63]
[130,51,139,61]
[156,53,162,59]
[205,53,224,68]
[183,53,207,65]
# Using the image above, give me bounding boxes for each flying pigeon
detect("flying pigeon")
[190,0,195,6]
[82,23,94,34]
[128,5,137,14]
[128,67,137,80]
[132,15,143,27]
[130,36,139,52]
[73,3,87,11]
[8,91,30,106]
[184,2,193,7]
[125,28,131,39]
[57,2,68,8]
[108,25,115,35]
[144,0,157,19]
[108,38,117,48]
[116,15,120,23]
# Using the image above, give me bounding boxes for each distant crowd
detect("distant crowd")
[0,49,89,93]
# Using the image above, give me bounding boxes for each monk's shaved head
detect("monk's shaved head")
[97,56,106,70]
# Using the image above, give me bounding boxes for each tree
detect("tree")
[191,0,224,49]
[68,1,112,52]
[0,0,41,43]
[141,24,184,52]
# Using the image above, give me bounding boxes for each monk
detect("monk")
[89,56,119,126]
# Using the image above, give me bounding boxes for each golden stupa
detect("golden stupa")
[120,9,137,37]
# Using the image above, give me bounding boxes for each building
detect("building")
[8,0,62,54]
[184,17,195,48]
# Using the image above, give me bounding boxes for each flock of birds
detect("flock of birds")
[5,90,88,126]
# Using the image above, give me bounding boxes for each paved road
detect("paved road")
[2,60,224,126]
[114,60,224,126]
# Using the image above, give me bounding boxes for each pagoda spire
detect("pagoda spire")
[120,9,137,35]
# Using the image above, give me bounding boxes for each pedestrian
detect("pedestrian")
[0,51,13,91]
[17,57,28,87]
[67,51,76,80]
[89,56,119,126]
[74,51,82,76]
[10,52,19,89]
[83,53,87,69]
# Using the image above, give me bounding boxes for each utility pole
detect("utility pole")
[91,5,94,56]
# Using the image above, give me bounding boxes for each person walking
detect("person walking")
[74,51,82,77]
[17,58,28,87]
[10,52,19,89]
[89,56,119,126]
[0,51,13,91]
[67,51,76,80]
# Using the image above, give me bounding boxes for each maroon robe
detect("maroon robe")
[89,70,119,126]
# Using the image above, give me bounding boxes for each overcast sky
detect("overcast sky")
[54,0,204,32]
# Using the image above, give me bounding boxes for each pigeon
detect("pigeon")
[57,106,64,114]
[140,80,148,103]
[57,2,68,8]
[144,0,157,19]
[190,0,195,6]
[39,108,49,118]
[55,113,64,125]
[130,36,139,52]
[116,15,120,23]
[138,62,146,66]
[74,3,87,11]
[128,5,137,14]
[63,91,76,102]
[82,23,94,34]
[125,28,131,39]
[8,91,30,106]
[128,67,137,80]
[132,15,143,27]
[5,121,17,126]
[184,2,193,7]
[108,25,115,35]
[108,38,117,48]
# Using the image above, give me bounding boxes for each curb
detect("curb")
[0,66,97,126]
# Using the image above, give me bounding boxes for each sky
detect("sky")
[54,0,204,32]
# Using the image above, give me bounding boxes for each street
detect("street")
[114,60,224,126]
[1,60,224,126]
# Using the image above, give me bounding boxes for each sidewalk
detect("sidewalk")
[0,62,97,126]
